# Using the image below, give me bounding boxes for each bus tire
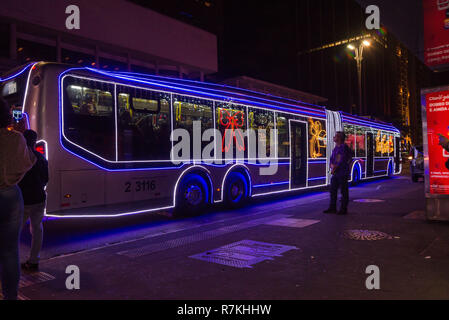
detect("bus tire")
[351,165,361,186]
[224,171,249,209]
[175,174,209,217]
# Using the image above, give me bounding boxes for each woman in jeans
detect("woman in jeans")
[0,99,35,300]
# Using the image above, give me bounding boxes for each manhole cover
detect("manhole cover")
[343,230,393,241]
[353,199,385,203]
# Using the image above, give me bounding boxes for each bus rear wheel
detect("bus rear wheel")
[175,174,209,217]
[224,172,249,209]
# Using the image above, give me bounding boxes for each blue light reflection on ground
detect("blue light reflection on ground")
[29,176,398,251]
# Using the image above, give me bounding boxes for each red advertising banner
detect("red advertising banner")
[424,0,449,67]
[426,90,449,195]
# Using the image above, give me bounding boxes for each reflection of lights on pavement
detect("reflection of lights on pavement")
[353,199,385,203]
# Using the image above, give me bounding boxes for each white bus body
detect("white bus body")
[0,62,402,218]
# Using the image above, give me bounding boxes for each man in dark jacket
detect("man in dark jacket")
[18,130,49,271]
[323,131,352,215]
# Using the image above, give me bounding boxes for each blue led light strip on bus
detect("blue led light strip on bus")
[90,68,400,134]
[104,70,400,134]
[103,70,327,115]
[85,68,327,119]
[340,113,399,133]
[116,70,326,110]
[0,63,34,82]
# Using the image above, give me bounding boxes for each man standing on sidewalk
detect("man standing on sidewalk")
[19,130,49,272]
[323,131,352,215]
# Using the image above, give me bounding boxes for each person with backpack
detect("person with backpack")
[323,131,352,215]
[19,130,49,272]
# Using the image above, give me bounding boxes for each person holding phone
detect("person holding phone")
[0,99,36,300]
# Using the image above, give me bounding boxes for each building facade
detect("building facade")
[0,0,218,79]
[219,0,430,145]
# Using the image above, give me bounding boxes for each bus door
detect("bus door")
[366,132,374,177]
[290,120,308,188]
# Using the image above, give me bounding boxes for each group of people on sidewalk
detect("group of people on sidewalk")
[0,99,48,300]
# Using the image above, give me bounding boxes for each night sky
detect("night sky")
[356,0,424,60]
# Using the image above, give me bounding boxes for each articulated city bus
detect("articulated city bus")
[0,62,402,218]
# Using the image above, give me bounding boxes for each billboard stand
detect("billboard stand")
[422,86,449,221]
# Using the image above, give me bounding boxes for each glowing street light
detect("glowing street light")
[347,39,371,115]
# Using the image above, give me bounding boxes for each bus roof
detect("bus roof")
[2,62,401,133]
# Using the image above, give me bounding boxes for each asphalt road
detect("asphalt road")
[14,175,449,300]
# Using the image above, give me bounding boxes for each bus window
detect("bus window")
[216,103,247,159]
[388,134,395,157]
[276,114,289,158]
[1,71,28,112]
[344,124,355,157]
[173,95,213,159]
[117,86,171,161]
[379,132,394,157]
[374,130,382,157]
[248,108,275,159]
[63,77,115,161]
[355,126,366,158]
[308,118,327,159]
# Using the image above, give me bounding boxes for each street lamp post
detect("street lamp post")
[348,40,371,115]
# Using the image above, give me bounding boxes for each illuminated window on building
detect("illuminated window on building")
[63,77,115,160]
[308,118,327,159]
[344,124,355,157]
[62,48,95,67]
[248,108,275,159]
[99,57,127,71]
[17,39,56,64]
[117,86,171,161]
[276,114,289,158]
[131,65,156,75]
[173,95,214,159]
[216,103,246,158]
[355,126,366,158]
